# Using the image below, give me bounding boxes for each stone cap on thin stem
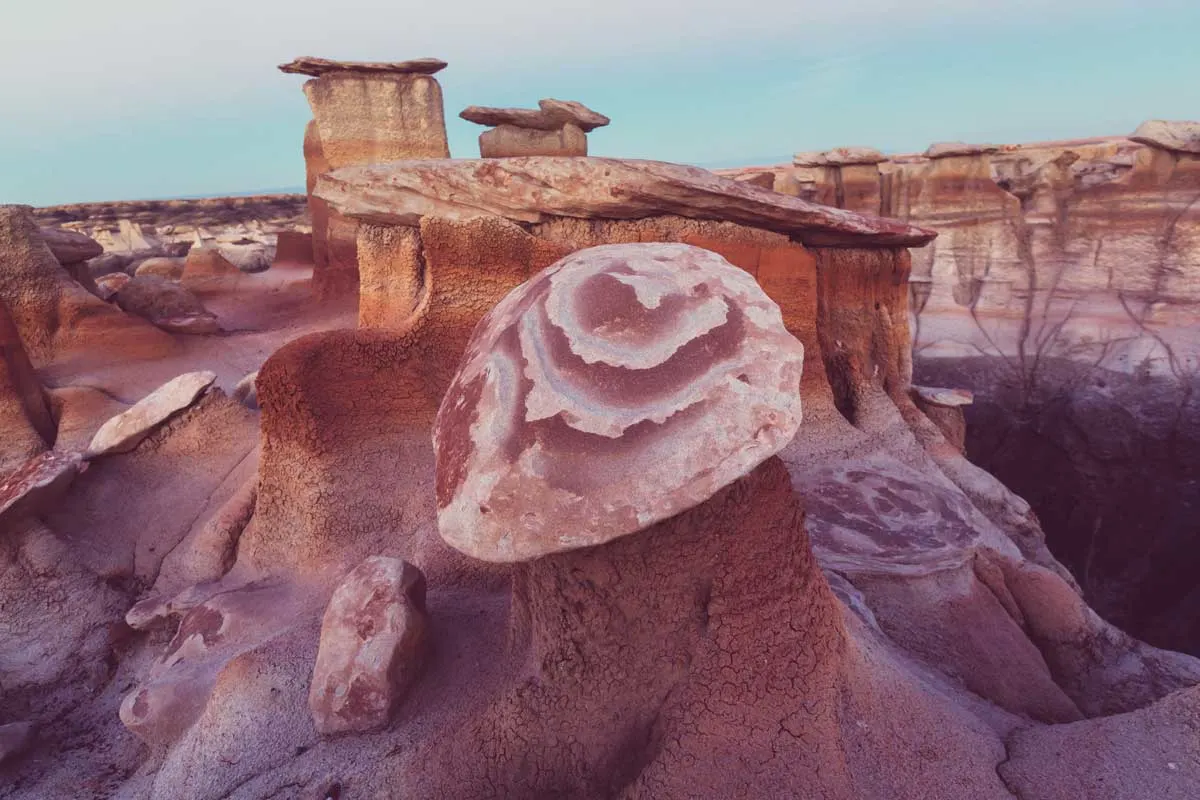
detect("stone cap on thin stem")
[278,56,448,77]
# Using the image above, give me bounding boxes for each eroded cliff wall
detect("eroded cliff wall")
[721,133,1200,652]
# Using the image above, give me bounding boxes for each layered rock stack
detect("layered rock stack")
[280,56,452,298]
[459,98,610,157]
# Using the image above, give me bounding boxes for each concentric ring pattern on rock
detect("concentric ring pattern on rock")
[433,242,805,562]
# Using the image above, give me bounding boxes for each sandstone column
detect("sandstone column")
[280,56,452,299]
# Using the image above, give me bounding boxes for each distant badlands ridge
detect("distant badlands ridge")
[23,132,1152,222]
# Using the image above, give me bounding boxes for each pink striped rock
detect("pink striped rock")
[433,243,805,562]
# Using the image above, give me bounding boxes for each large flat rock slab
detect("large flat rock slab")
[279,56,447,77]
[315,157,936,248]
[86,371,216,458]
[460,99,609,132]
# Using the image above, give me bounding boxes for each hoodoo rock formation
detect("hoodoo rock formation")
[5,69,1200,796]
[281,56,451,298]
[719,120,1200,655]
[460,98,610,157]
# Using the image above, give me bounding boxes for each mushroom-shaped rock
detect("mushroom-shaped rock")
[433,242,804,562]
[86,371,216,458]
[309,557,429,735]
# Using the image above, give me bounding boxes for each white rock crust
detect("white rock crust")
[433,243,805,562]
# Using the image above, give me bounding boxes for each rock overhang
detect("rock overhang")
[313,157,938,249]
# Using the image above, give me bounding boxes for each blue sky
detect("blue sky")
[2,0,1198,206]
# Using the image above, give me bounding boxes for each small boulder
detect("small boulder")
[0,721,35,765]
[87,252,134,278]
[733,171,777,190]
[220,245,272,273]
[94,272,131,301]
[1130,120,1200,155]
[182,246,241,280]
[135,257,185,280]
[309,557,429,735]
[38,227,102,265]
[0,451,84,526]
[85,371,216,458]
[114,275,220,335]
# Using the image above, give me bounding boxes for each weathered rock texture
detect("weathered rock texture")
[316,157,934,247]
[9,146,1200,799]
[134,257,184,280]
[434,243,805,561]
[114,275,220,335]
[93,272,129,300]
[34,196,308,278]
[0,451,83,527]
[1130,119,1200,154]
[86,371,216,458]
[460,99,609,132]
[309,557,429,734]
[0,205,170,364]
[279,56,447,77]
[284,56,451,298]
[38,227,102,266]
[478,123,588,157]
[273,231,314,266]
[0,298,55,473]
[462,98,608,157]
[719,126,1200,653]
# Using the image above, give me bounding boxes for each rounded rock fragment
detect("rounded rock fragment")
[433,242,805,562]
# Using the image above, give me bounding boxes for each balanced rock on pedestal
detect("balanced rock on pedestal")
[460,98,610,158]
[280,55,451,299]
[422,242,866,796]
